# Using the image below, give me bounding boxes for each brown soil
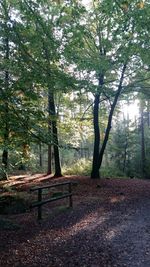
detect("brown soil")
[0,174,150,267]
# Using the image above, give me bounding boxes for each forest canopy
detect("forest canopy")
[0,0,150,179]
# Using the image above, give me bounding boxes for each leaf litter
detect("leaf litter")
[0,175,150,267]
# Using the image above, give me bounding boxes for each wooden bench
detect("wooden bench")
[30,181,73,220]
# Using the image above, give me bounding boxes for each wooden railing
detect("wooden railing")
[30,181,73,220]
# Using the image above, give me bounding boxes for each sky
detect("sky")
[121,100,139,121]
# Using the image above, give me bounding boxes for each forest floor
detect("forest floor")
[0,174,150,267]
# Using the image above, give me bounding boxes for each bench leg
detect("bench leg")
[69,184,73,207]
[38,189,42,220]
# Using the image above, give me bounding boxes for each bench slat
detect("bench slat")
[31,193,72,208]
[30,181,74,219]
[30,181,73,192]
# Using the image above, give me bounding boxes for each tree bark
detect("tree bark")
[140,101,146,178]
[47,144,52,174]
[2,149,8,168]
[147,100,150,127]
[91,93,101,178]
[39,143,42,168]
[2,102,9,171]
[48,90,62,177]
[122,113,129,173]
[91,63,127,179]
[52,118,62,177]
[98,64,127,170]
[123,139,128,173]
[47,87,53,175]
[91,73,104,179]
[2,2,10,177]
[47,116,52,175]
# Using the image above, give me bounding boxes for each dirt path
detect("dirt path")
[101,198,150,267]
[0,176,150,266]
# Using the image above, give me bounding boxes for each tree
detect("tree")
[1,0,10,174]
[0,0,19,178]
[63,0,150,178]
[1,0,150,179]
[11,0,76,176]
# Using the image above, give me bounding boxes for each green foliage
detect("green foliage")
[63,158,128,178]
[63,159,92,176]
[100,167,127,179]
[0,167,8,180]
[0,0,150,179]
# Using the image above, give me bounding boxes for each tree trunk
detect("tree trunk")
[2,149,8,168]
[47,88,52,175]
[140,101,146,178]
[2,103,9,171]
[123,140,128,173]
[47,145,52,175]
[2,4,10,178]
[91,93,100,178]
[47,144,52,174]
[39,143,42,168]
[91,64,127,178]
[147,100,150,127]
[122,113,129,173]
[52,118,62,177]
[48,90,62,177]
[98,64,127,170]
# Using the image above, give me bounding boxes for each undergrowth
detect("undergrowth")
[63,158,127,178]
[63,159,92,176]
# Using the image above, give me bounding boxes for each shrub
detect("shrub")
[63,159,92,176]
